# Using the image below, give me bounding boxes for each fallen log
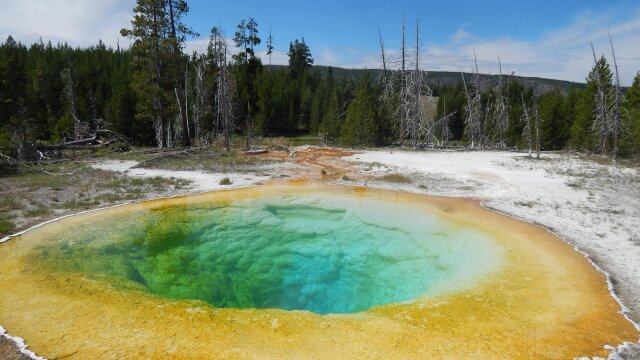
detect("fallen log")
[132,145,210,169]
[246,149,268,155]
[36,129,125,151]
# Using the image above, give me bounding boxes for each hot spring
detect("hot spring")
[0,182,637,359]
[34,190,502,315]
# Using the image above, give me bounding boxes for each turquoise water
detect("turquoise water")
[36,191,502,314]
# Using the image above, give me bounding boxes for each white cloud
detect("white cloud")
[451,29,472,43]
[451,24,473,43]
[1,1,638,84]
[185,38,210,55]
[256,49,289,66]
[0,0,134,47]
[317,49,339,66]
[304,9,640,85]
[421,9,640,85]
[185,36,290,67]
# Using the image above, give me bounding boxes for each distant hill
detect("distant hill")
[265,65,586,95]
[425,70,586,95]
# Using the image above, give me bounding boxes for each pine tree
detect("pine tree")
[621,71,640,157]
[167,0,197,147]
[121,0,171,147]
[285,38,314,131]
[0,36,28,151]
[570,56,613,153]
[233,18,262,149]
[266,28,274,68]
[539,89,570,150]
[319,86,342,143]
[209,26,235,150]
[342,72,379,146]
[288,38,313,80]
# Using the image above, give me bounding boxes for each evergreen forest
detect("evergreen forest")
[1,0,639,161]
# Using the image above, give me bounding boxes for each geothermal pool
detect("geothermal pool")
[36,192,501,315]
[0,182,637,359]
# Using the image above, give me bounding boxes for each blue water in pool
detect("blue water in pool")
[38,192,503,314]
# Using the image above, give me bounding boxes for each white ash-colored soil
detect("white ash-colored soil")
[344,150,640,329]
[91,160,293,193]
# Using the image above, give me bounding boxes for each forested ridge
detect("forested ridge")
[1,0,639,161]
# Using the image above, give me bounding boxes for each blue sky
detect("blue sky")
[186,0,630,49]
[1,0,639,84]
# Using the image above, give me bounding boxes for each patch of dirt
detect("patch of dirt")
[0,161,192,239]
[0,337,30,360]
[263,146,354,179]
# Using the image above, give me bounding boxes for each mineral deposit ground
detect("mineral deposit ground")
[0,147,640,359]
[1,148,639,359]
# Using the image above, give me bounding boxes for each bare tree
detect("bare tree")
[608,33,622,160]
[378,19,446,149]
[190,56,204,144]
[378,27,387,82]
[494,58,509,147]
[267,27,274,69]
[61,65,103,143]
[483,95,495,145]
[400,18,406,147]
[403,19,427,148]
[441,94,450,146]
[521,93,533,157]
[533,98,542,159]
[210,27,235,151]
[167,0,193,147]
[61,67,85,140]
[153,118,163,148]
[462,53,483,148]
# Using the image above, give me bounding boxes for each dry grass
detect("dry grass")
[0,161,192,237]
[0,337,30,360]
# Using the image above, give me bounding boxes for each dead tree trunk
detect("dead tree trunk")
[378,27,387,81]
[413,19,421,149]
[461,53,483,149]
[169,0,190,147]
[462,71,481,147]
[521,93,533,157]
[533,99,542,159]
[400,18,406,148]
[60,68,79,137]
[471,53,483,147]
[608,34,622,161]
[212,28,235,151]
[267,27,274,69]
[192,58,207,144]
[442,94,450,146]
[378,18,442,148]
[495,58,509,148]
